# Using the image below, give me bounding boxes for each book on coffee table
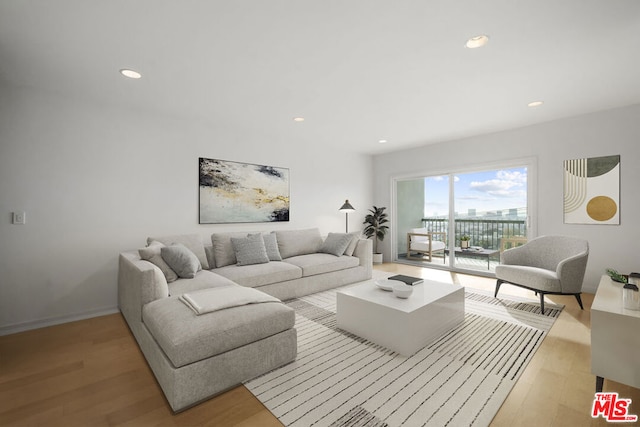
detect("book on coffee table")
[388,274,424,286]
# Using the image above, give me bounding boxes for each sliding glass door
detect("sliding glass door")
[395,160,533,274]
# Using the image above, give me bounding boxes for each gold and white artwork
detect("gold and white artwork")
[563,155,620,225]
[199,157,290,224]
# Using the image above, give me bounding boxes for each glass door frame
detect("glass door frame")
[390,156,537,276]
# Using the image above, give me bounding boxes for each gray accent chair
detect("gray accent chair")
[494,235,589,314]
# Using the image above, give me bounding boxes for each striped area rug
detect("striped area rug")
[246,281,562,427]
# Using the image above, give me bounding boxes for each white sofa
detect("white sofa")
[118,228,372,411]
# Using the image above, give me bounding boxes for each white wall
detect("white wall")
[0,87,373,334]
[373,104,640,293]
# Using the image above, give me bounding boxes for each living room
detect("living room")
[1,1,639,426]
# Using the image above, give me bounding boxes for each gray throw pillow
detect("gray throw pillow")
[320,233,354,256]
[139,241,179,283]
[147,234,210,270]
[161,243,202,279]
[343,232,361,256]
[262,232,283,261]
[231,234,270,266]
[211,232,249,267]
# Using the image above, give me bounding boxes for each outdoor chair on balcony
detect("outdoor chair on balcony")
[407,228,446,262]
[499,236,528,252]
[494,235,589,314]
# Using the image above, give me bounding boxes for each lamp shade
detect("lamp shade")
[339,200,355,212]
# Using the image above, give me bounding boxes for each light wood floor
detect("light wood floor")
[1,264,638,426]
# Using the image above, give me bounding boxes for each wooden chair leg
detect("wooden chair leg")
[574,293,584,310]
[539,293,545,315]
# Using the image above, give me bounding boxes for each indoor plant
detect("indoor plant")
[460,235,471,249]
[363,206,389,264]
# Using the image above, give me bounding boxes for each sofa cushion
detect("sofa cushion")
[161,244,202,279]
[320,233,354,256]
[284,253,359,277]
[168,270,237,296]
[263,232,283,261]
[275,228,323,259]
[213,261,302,288]
[211,232,253,268]
[148,234,210,270]
[142,292,295,368]
[139,241,178,283]
[231,233,269,266]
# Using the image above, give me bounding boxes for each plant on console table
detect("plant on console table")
[363,206,389,264]
[460,235,471,249]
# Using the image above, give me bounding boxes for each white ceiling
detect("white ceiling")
[1,1,639,154]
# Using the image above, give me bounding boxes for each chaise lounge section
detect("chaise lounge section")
[118,228,372,411]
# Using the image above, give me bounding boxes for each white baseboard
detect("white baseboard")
[0,306,120,336]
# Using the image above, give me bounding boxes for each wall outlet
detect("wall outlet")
[12,211,26,225]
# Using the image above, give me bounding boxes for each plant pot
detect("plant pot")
[373,253,383,264]
[461,241,470,249]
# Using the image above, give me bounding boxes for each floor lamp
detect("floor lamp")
[339,200,355,233]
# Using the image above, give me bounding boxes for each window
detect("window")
[393,158,535,274]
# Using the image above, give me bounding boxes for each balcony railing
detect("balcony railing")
[421,217,527,251]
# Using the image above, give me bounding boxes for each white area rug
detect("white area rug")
[246,277,562,427]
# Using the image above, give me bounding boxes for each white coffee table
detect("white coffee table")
[336,279,464,356]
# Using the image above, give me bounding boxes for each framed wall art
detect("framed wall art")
[563,154,620,225]
[199,157,290,224]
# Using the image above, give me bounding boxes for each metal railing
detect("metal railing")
[421,217,527,250]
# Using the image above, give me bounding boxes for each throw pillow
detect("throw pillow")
[343,232,361,256]
[263,232,283,261]
[211,232,250,267]
[320,233,353,257]
[161,243,202,279]
[147,234,210,270]
[139,241,179,283]
[231,234,270,266]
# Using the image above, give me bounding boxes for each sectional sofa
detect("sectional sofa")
[118,228,372,411]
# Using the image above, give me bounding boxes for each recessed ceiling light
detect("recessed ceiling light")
[378,139,388,144]
[527,101,544,107]
[465,35,489,49]
[293,117,305,122]
[120,69,142,79]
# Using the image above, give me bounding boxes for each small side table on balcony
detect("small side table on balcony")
[444,247,500,270]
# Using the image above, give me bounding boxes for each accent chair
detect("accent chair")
[494,235,589,314]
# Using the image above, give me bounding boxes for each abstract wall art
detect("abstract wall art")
[563,155,620,225]
[199,157,290,224]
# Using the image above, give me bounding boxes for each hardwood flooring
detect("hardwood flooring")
[1,264,638,426]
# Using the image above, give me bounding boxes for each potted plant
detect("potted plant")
[460,235,471,249]
[363,206,389,264]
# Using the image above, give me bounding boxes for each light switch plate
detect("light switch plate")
[12,211,26,225]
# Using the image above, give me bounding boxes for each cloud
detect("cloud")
[469,170,527,198]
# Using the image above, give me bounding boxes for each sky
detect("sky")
[424,167,527,217]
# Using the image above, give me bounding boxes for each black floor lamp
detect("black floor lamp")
[339,200,355,233]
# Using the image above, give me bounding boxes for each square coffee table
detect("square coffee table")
[336,279,464,356]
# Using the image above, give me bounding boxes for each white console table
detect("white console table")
[591,275,640,392]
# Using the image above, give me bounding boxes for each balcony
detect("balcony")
[399,217,527,272]
[421,217,527,250]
